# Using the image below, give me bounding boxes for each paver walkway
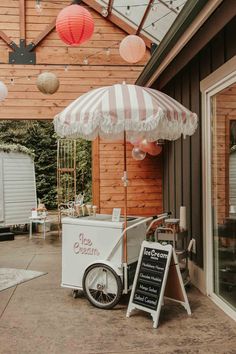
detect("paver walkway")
[0,234,235,354]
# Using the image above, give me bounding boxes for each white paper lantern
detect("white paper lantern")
[0,81,8,101]
[36,72,60,95]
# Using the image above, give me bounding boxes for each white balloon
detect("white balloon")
[0,81,8,101]
[132,147,146,161]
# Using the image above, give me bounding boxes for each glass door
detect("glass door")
[210,83,236,313]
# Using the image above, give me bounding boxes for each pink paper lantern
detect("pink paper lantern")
[56,4,94,46]
[119,35,146,63]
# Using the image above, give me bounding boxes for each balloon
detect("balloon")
[139,139,152,153]
[147,143,162,156]
[130,137,143,146]
[132,147,146,161]
[139,139,162,156]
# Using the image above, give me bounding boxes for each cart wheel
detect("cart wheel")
[82,263,123,309]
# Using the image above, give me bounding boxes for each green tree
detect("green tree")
[0,120,92,209]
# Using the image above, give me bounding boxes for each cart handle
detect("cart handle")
[146,212,171,233]
[121,212,171,237]
[106,212,171,262]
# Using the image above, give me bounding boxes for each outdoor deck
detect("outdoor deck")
[0,234,235,354]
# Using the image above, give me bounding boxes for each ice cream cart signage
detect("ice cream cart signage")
[132,247,169,311]
[73,233,100,256]
[127,241,191,328]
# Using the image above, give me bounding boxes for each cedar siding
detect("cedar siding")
[152,16,236,267]
[0,1,149,120]
[0,1,162,217]
[94,140,163,216]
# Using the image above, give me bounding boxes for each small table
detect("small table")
[29,217,47,239]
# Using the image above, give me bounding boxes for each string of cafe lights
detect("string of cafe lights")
[1,0,183,84]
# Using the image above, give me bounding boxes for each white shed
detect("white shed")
[0,144,37,226]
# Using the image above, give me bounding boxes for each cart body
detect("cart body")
[61,214,146,292]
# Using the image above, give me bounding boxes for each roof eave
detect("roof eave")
[135,0,220,87]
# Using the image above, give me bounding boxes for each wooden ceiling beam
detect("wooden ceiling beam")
[158,0,178,14]
[82,0,152,48]
[107,0,114,16]
[19,0,26,40]
[31,19,56,48]
[0,31,14,49]
[136,0,154,35]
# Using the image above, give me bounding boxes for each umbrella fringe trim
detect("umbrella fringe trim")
[54,109,198,141]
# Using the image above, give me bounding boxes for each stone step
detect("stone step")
[0,226,11,234]
[0,232,15,242]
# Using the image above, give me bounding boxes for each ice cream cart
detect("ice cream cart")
[61,213,169,309]
[54,84,198,309]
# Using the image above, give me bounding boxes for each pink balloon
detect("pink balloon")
[130,137,143,146]
[147,144,162,156]
[119,35,146,64]
[139,140,162,156]
[139,139,153,153]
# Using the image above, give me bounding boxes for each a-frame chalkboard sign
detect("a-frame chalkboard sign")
[126,241,191,328]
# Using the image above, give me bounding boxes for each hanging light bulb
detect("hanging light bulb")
[151,4,158,12]
[35,0,42,14]
[27,76,31,81]
[125,6,131,16]
[83,57,89,65]
[64,65,68,72]
[105,48,110,56]
[10,78,14,85]
[101,7,108,17]
[152,22,157,30]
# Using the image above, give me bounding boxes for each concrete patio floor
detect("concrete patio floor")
[0,233,235,354]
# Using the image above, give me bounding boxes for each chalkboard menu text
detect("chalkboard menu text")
[133,247,169,310]
[127,241,191,328]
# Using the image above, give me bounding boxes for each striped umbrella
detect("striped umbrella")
[53,84,198,263]
[53,84,197,142]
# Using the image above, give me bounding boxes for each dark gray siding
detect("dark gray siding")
[152,16,236,268]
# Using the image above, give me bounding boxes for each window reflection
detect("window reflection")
[211,83,236,310]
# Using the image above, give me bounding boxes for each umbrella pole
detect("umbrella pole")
[123,131,128,264]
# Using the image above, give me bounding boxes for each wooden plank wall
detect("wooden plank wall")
[153,16,236,268]
[0,0,149,120]
[0,1,163,217]
[97,141,163,216]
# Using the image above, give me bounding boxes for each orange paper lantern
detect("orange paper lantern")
[56,4,94,46]
[119,35,146,63]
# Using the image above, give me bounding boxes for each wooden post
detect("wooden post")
[19,0,26,40]
[92,138,100,211]
[123,131,128,263]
